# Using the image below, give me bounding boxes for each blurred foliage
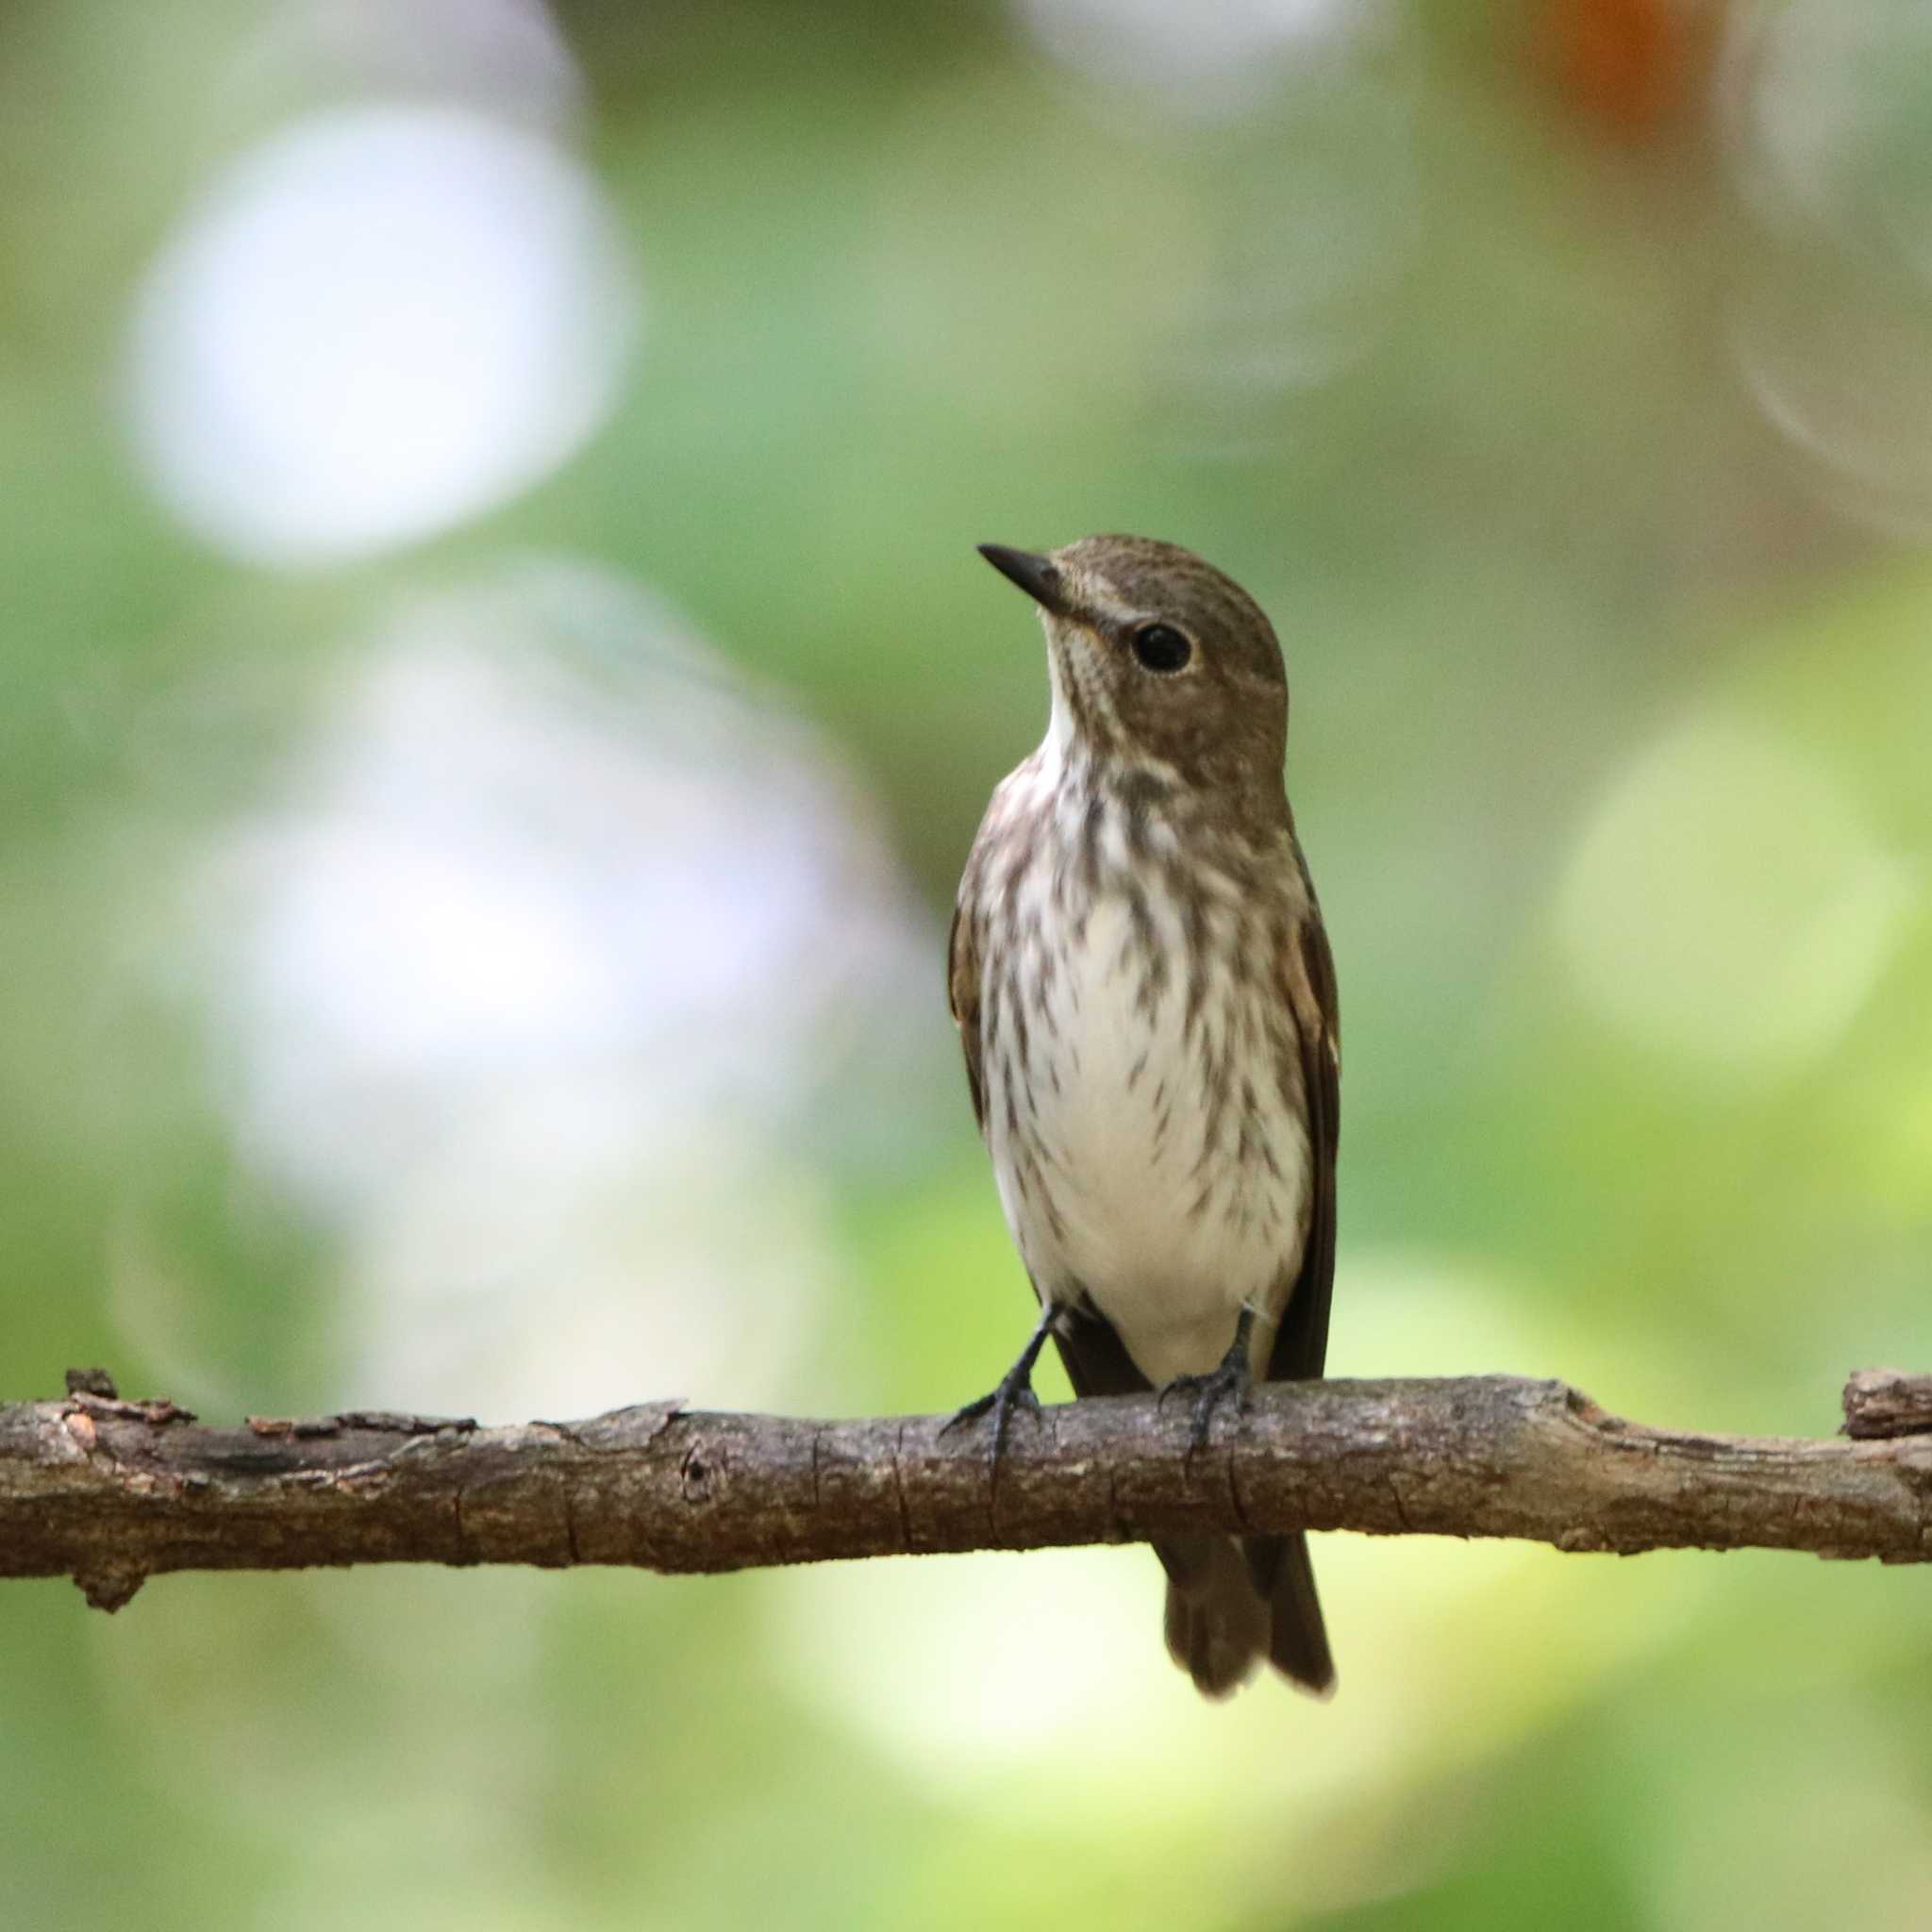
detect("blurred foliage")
[2,0,1929,1927]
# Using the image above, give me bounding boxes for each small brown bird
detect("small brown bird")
[947,535,1339,1699]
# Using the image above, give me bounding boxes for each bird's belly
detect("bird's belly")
[987,897,1309,1386]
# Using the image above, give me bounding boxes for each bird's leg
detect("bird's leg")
[942,1301,1056,1473]
[1160,1306,1257,1452]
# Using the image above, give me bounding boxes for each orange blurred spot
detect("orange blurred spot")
[1538,0,1717,138]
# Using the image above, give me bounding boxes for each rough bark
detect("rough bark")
[1842,1368,1932,1441]
[4,1372,1929,1611]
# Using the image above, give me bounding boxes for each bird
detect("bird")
[945,534,1340,1699]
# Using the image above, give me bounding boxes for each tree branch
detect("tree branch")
[1842,1367,1932,1441]
[6,1371,1930,1610]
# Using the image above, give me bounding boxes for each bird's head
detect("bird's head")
[978,535,1290,799]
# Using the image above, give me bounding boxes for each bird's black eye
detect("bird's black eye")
[1130,623,1192,674]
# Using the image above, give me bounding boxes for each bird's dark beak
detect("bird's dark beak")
[977,543,1070,618]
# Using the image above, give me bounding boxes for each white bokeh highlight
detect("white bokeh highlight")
[125,105,638,565]
[1014,0,1377,122]
[142,559,931,1416]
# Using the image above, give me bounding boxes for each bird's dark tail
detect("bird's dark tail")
[1157,1533,1335,1700]
[1250,1531,1336,1697]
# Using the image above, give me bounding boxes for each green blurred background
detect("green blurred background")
[3,0,1929,1924]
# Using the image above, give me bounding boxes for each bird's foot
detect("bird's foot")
[1160,1315,1257,1453]
[941,1367,1043,1474]
[942,1303,1058,1480]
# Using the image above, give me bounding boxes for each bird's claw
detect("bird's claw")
[1160,1358,1252,1453]
[942,1373,1043,1475]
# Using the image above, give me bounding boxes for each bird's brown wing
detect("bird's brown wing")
[1245,893,1341,1694]
[1268,901,1340,1386]
[946,899,986,1135]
